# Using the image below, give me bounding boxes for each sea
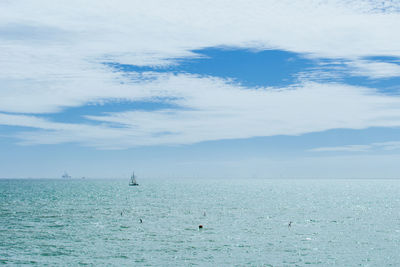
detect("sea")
[1,178,399,266]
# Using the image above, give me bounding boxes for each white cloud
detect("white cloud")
[347,60,400,78]
[297,60,400,82]
[310,145,372,152]
[2,0,400,147]
[371,141,400,151]
[310,141,400,153]
[2,75,400,148]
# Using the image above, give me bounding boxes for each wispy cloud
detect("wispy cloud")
[297,59,400,83]
[310,145,372,152]
[310,141,400,153]
[347,60,400,79]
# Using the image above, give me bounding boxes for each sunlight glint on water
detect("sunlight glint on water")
[1,179,400,266]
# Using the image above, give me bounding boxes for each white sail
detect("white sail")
[129,171,138,186]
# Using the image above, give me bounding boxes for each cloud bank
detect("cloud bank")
[1,0,400,148]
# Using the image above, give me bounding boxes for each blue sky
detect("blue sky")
[2,1,400,178]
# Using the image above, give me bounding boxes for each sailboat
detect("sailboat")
[62,172,71,179]
[129,171,139,186]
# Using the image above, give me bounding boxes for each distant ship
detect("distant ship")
[62,172,71,179]
[129,171,139,186]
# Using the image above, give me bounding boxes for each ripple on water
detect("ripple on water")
[1,179,400,266]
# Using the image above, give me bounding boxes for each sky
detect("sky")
[1,0,400,179]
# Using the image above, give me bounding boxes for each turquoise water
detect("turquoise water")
[1,179,400,266]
